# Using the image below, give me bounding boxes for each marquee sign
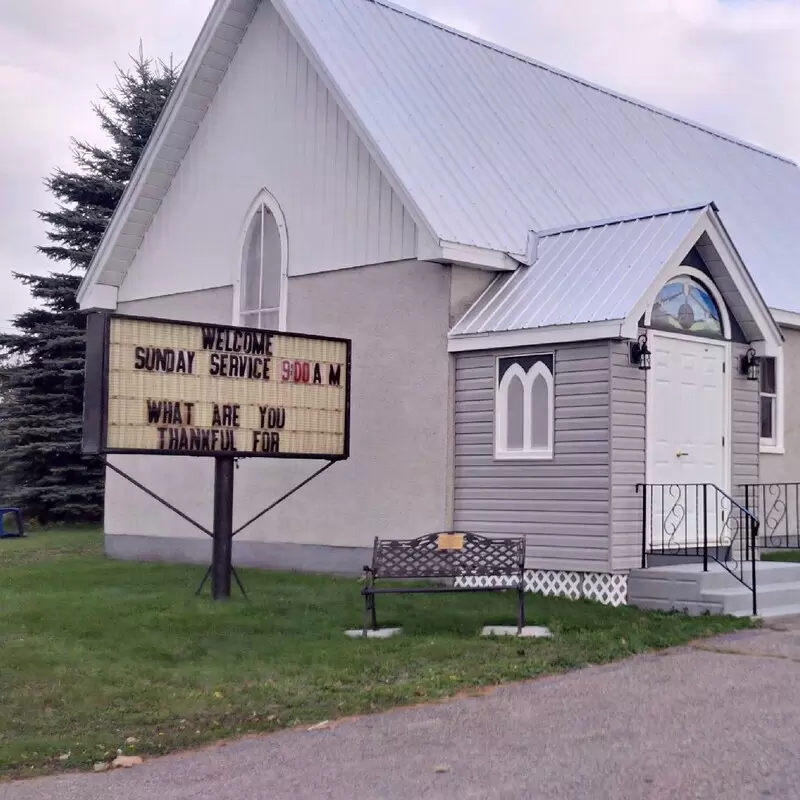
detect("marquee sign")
[82,313,351,460]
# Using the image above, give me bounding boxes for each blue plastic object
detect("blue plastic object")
[0,508,24,538]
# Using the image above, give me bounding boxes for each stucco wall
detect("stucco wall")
[761,326,800,483]
[449,267,494,327]
[107,260,452,571]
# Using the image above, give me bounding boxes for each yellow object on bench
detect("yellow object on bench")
[436,533,464,551]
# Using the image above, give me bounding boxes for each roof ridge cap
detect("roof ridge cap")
[536,203,713,238]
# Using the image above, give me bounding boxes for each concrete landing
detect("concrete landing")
[628,561,800,618]
[345,628,402,639]
[481,625,553,638]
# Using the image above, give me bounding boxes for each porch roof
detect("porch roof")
[451,205,706,336]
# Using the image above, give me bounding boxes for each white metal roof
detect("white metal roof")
[449,204,783,356]
[278,0,800,312]
[451,206,706,335]
[80,0,800,314]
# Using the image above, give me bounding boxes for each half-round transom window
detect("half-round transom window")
[651,275,723,337]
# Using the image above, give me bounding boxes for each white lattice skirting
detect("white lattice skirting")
[455,570,628,607]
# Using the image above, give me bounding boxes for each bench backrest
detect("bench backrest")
[371,532,525,580]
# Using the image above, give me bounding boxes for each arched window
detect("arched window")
[650,274,723,338]
[239,195,286,330]
[495,355,554,460]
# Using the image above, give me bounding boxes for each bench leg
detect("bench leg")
[363,592,378,636]
[517,584,526,633]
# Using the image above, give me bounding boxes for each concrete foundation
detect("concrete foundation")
[628,561,800,618]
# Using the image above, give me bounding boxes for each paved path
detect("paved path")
[4,620,800,800]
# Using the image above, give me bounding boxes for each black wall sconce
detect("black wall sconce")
[630,334,651,371]
[740,348,760,382]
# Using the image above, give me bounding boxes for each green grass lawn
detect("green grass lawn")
[0,529,752,779]
[762,550,800,562]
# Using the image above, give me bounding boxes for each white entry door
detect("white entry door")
[647,333,728,549]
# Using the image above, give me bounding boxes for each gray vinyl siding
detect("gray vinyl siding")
[609,341,646,571]
[731,342,760,500]
[453,342,611,572]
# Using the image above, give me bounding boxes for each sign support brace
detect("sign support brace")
[104,458,338,601]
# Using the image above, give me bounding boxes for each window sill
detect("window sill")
[494,450,554,462]
[760,443,785,456]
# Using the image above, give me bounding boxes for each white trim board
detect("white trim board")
[448,321,624,352]
[759,351,785,455]
[771,309,800,330]
[493,354,555,461]
[417,239,519,271]
[80,283,119,311]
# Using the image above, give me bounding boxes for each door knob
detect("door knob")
[676,451,689,458]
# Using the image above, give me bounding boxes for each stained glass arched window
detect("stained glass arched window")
[651,274,723,337]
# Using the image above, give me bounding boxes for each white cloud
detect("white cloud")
[0,0,797,330]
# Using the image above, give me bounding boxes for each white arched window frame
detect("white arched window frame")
[495,356,555,460]
[643,266,731,339]
[233,189,288,330]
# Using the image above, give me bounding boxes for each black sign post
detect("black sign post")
[211,456,235,600]
[82,312,352,602]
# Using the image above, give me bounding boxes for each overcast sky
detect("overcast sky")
[1,0,798,332]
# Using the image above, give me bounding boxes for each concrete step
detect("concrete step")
[702,582,800,617]
[628,562,800,617]
[635,561,800,590]
[756,604,800,619]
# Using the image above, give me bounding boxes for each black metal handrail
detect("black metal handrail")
[636,483,759,616]
[742,483,800,550]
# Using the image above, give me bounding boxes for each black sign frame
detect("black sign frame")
[82,312,352,461]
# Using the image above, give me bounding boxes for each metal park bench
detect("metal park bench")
[361,532,526,636]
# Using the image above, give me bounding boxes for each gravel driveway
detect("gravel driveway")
[4,619,800,800]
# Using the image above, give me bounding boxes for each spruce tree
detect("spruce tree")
[0,53,178,524]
